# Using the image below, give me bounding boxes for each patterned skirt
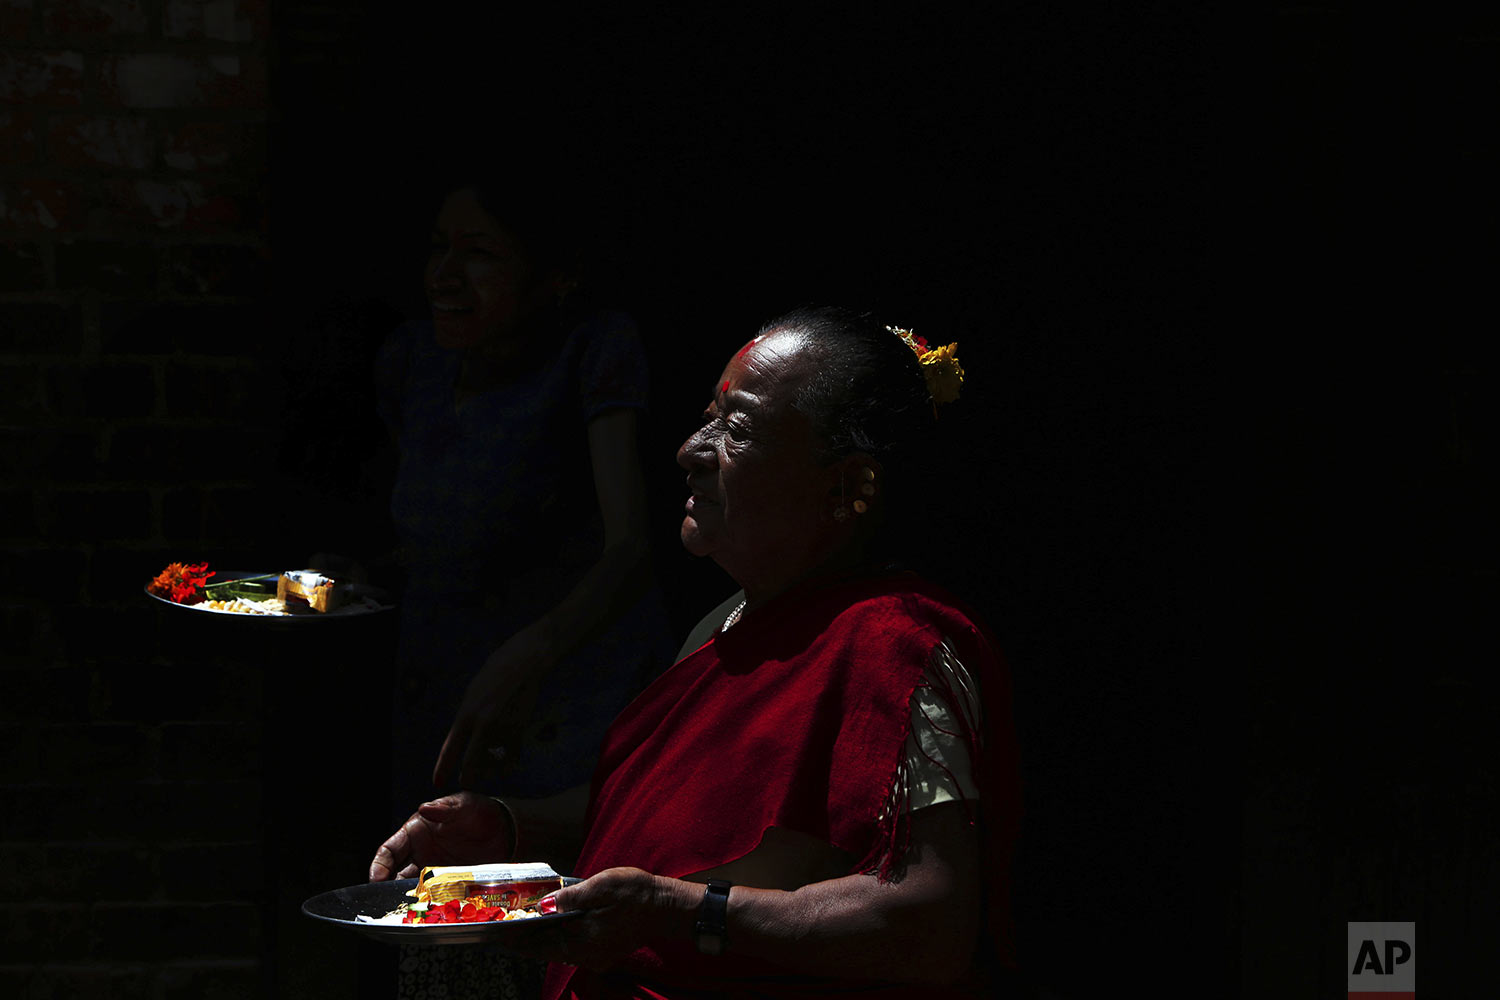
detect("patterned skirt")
[396,945,545,1000]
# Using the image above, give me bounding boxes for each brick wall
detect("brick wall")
[14,4,1215,997]
[0,3,398,997]
[10,4,1493,999]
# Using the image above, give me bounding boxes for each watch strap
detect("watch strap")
[693,879,732,955]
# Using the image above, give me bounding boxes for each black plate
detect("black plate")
[302,877,582,946]
[145,569,395,622]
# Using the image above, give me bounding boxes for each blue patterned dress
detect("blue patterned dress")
[376,309,676,818]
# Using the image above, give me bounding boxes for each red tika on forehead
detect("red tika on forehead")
[721,380,730,394]
[736,336,761,359]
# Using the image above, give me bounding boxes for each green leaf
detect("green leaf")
[213,578,279,602]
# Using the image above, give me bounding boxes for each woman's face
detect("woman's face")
[677,331,841,593]
[425,188,546,351]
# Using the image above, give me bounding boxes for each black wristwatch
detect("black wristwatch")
[693,880,732,956]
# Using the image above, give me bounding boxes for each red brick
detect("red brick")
[156,959,262,1000]
[88,659,264,724]
[163,0,267,42]
[54,240,157,295]
[162,120,264,171]
[0,177,73,231]
[0,842,46,882]
[45,361,157,420]
[0,963,154,998]
[160,486,204,542]
[4,302,83,355]
[98,53,268,109]
[101,301,268,355]
[157,842,264,900]
[0,722,40,780]
[44,0,149,36]
[0,427,102,481]
[13,665,90,722]
[0,779,262,840]
[160,242,269,296]
[0,607,46,664]
[39,842,157,901]
[105,423,277,481]
[39,722,158,783]
[45,605,157,663]
[0,787,42,838]
[0,905,93,962]
[0,50,85,105]
[47,114,152,169]
[97,177,198,230]
[200,483,276,518]
[0,0,30,41]
[0,108,37,164]
[90,903,261,961]
[0,363,47,420]
[42,486,154,542]
[0,547,88,601]
[99,177,260,232]
[164,359,265,417]
[199,483,285,548]
[0,489,40,538]
[160,722,260,780]
[134,779,265,841]
[0,240,47,291]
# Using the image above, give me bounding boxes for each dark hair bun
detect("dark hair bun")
[762,305,935,463]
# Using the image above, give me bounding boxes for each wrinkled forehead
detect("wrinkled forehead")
[721,329,818,392]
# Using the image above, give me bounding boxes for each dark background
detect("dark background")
[273,8,1228,991]
[3,2,1494,997]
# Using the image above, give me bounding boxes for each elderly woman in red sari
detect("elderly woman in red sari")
[370,306,1022,999]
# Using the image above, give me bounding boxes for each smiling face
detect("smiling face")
[424,188,555,351]
[676,330,846,598]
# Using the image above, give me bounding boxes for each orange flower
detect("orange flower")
[148,562,215,604]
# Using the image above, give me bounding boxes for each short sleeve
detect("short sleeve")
[575,312,650,421]
[895,638,984,815]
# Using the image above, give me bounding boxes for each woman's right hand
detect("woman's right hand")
[368,791,513,881]
[434,621,556,789]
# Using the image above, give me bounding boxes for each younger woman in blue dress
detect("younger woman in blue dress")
[371,170,676,999]
[377,173,676,815]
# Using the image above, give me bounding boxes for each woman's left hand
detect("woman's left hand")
[513,867,689,971]
[434,621,556,789]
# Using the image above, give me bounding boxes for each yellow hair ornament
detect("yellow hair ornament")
[887,326,965,405]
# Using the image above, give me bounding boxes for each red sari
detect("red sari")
[544,571,1021,999]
